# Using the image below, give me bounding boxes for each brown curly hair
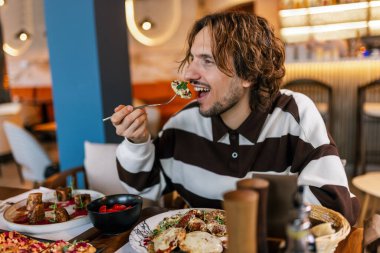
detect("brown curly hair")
[178,11,285,111]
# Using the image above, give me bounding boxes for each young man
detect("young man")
[111,12,359,225]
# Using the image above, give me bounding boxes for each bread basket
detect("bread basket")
[309,205,351,253]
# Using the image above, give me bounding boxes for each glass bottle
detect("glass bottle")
[285,186,316,253]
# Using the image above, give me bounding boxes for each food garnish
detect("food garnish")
[98,203,133,213]
[171,80,192,99]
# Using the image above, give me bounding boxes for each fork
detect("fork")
[0,201,14,213]
[102,94,177,122]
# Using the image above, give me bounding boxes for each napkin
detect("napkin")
[0,186,93,241]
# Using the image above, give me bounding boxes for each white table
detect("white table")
[352,172,380,226]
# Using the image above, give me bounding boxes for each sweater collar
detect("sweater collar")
[211,107,270,144]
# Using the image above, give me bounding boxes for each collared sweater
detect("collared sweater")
[116,89,360,226]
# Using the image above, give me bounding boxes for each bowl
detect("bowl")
[87,194,143,234]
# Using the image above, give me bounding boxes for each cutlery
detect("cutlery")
[0,201,14,213]
[102,94,177,122]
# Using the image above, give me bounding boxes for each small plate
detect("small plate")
[3,189,104,234]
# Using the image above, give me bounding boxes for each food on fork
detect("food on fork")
[171,80,192,99]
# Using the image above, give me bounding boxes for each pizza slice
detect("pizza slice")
[171,80,192,99]
[64,241,96,253]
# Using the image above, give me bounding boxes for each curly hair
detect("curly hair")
[178,11,285,111]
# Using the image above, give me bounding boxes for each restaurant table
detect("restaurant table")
[0,186,364,253]
[0,186,28,200]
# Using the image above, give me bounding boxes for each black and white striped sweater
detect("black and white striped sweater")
[116,89,359,225]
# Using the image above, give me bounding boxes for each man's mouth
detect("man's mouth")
[193,86,210,98]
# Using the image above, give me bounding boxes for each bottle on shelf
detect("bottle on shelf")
[284,186,316,253]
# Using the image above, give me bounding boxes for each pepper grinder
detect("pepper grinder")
[237,178,269,253]
[223,189,259,253]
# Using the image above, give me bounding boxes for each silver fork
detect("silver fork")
[102,94,177,122]
[0,201,14,213]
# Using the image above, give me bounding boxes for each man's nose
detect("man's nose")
[184,62,200,81]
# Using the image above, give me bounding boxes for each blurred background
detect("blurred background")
[1,0,380,189]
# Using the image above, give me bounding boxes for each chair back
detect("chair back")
[84,141,126,195]
[355,79,380,175]
[3,121,52,182]
[0,103,23,156]
[282,79,333,131]
[42,166,87,189]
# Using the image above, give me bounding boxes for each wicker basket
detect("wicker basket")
[309,205,351,253]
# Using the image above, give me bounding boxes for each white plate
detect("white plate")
[129,208,218,253]
[3,189,104,234]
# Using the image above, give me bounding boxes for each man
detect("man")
[111,12,359,225]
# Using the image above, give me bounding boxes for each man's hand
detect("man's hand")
[111,105,150,143]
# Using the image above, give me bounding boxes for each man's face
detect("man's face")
[184,27,250,117]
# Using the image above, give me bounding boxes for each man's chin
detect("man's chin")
[199,107,212,117]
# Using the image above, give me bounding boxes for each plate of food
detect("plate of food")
[0,230,97,252]
[2,188,104,234]
[129,208,228,253]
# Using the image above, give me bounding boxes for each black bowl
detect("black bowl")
[87,194,143,234]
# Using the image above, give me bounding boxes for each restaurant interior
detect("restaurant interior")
[1,0,380,252]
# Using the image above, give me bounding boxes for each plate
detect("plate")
[129,208,218,253]
[2,189,104,234]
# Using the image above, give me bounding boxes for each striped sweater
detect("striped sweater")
[116,89,359,225]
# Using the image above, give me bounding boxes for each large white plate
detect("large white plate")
[2,189,104,234]
[129,208,218,253]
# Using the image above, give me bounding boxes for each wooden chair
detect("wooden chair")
[282,79,333,132]
[355,79,380,176]
[42,166,88,189]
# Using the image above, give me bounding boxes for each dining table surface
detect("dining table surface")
[0,186,364,253]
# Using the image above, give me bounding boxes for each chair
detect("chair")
[0,102,23,178]
[83,141,126,195]
[3,121,54,186]
[355,79,380,176]
[42,165,88,189]
[282,79,333,132]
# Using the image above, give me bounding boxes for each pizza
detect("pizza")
[171,80,192,99]
[145,209,227,253]
[0,231,96,253]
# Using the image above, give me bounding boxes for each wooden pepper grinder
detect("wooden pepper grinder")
[237,178,269,253]
[223,189,259,253]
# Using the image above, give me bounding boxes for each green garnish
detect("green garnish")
[176,81,189,91]
[214,215,224,225]
[49,202,58,222]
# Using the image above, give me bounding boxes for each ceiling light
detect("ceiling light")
[0,0,6,7]
[15,29,31,41]
[141,19,153,31]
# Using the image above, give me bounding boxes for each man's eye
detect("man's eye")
[204,59,214,65]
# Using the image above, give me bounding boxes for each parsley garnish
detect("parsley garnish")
[176,81,188,91]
